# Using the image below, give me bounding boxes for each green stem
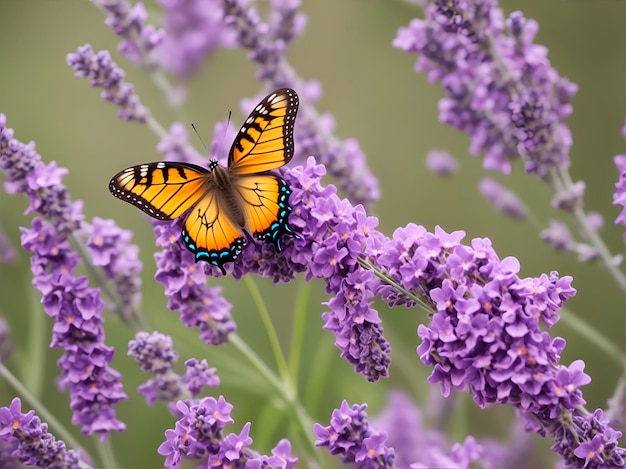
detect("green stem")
[0,363,84,452]
[358,257,434,313]
[93,436,119,469]
[228,334,320,463]
[559,307,624,368]
[23,286,45,396]
[243,276,290,386]
[287,278,311,389]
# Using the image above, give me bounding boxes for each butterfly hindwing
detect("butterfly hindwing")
[234,173,296,252]
[181,189,246,275]
[228,88,299,175]
[109,162,210,220]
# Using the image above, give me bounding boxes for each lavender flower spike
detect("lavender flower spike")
[158,0,235,78]
[86,217,143,320]
[394,3,577,177]
[479,177,528,220]
[2,114,127,438]
[0,398,81,468]
[613,155,626,243]
[66,44,150,122]
[375,223,625,466]
[97,0,164,68]
[314,400,395,468]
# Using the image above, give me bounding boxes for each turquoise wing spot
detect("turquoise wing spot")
[181,227,246,275]
[254,177,299,252]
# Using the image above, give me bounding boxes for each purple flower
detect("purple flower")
[541,219,574,252]
[371,390,447,468]
[153,219,237,345]
[129,332,220,406]
[98,0,164,67]
[371,222,625,466]
[394,3,577,177]
[86,217,143,320]
[128,331,178,373]
[1,114,83,234]
[425,149,458,176]
[158,0,235,77]
[314,401,395,468]
[613,155,626,243]
[66,44,150,122]
[182,358,220,395]
[0,220,15,263]
[0,398,81,468]
[478,177,528,220]
[157,396,234,467]
[2,115,127,438]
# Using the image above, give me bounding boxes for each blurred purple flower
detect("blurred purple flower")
[97,0,164,67]
[426,149,458,176]
[0,398,81,468]
[394,2,577,177]
[86,217,143,320]
[478,177,528,220]
[314,400,395,468]
[0,224,15,263]
[613,155,626,243]
[129,331,178,373]
[158,0,235,77]
[66,44,150,123]
[541,219,574,252]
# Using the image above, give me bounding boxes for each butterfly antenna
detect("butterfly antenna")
[191,123,209,154]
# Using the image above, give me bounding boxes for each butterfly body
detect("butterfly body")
[109,88,299,275]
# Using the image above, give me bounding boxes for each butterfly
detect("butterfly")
[109,88,300,275]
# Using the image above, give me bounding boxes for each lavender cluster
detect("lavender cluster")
[158,397,297,468]
[314,401,395,468]
[128,331,220,407]
[1,115,127,439]
[394,0,577,178]
[0,399,81,468]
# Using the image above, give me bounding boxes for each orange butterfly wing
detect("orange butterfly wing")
[228,88,299,175]
[234,174,296,252]
[109,161,246,274]
[109,162,210,220]
[181,189,246,274]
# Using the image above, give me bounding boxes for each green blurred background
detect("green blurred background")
[1,0,626,467]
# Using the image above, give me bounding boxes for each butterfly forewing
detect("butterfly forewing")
[228,88,299,175]
[109,162,210,220]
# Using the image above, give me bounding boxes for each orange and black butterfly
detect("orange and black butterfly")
[109,88,300,275]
